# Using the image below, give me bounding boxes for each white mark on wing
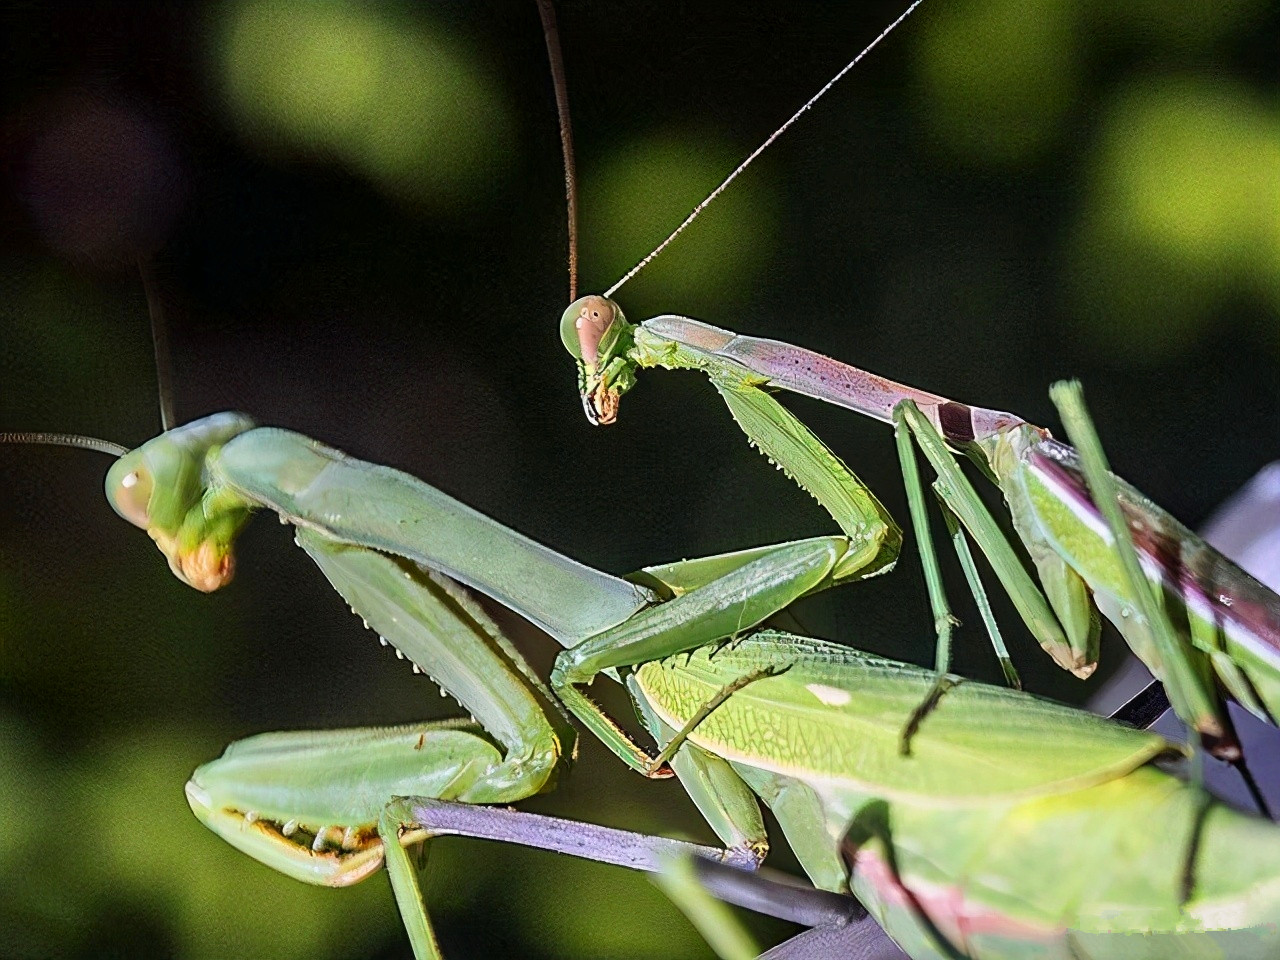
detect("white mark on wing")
[806,683,851,706]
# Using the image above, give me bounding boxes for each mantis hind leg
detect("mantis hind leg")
[1049,381,1236,762]
[1051,383,1277,818]
[378,797,765,960]
[892,403,1016,752]
[379,807,441,960]
[653,856,761,960]
[631,679,772,867]
[895,400,1086,678]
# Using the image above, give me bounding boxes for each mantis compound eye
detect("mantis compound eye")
[108,462,154,529]
[559,295,618,367]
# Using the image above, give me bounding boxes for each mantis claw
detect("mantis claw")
[642,759,678,779]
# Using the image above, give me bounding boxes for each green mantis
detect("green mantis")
[4,425,900,960]
[11,400,1280,959]
[550,0,1280,765]
[73,411,1280,960]
[562,294,1280,769]
[5,7,1274,960]
[41,406,895,957]
[12,401,923,960]
[12,309,1276,960]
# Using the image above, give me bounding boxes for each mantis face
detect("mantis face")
[104,412,257,592]
[559,294,638,425]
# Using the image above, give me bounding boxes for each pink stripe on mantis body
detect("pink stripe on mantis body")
[1027,439,1280,669]
[853,848,1060,952]
[643,315,1024,442]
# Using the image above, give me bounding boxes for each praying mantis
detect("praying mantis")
[564,296,1280,768]
[5,1,1274,960]
[555,8,1280,773]
[10,405,1280,960]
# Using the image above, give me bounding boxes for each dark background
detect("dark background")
[2,1,1278,958]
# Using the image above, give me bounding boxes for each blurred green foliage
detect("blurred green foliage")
[915,0,1279,359]
[1069,77,1280,359]
[1,1,1276,959]
[916,0,1082,164]
[213,0,516,207]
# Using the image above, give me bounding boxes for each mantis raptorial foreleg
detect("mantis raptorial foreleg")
[548,389,1053,775]
[185,530,573,959]
[710,377,901,583]
[551,537,849,773]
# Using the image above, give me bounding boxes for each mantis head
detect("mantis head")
[104,412,257,592]
[560,295,639,425]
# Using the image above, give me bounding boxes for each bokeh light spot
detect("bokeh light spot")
[581,134,779,312]
[212,0,515,208]
[914,0,1081,165]
[1067,77,1280,360]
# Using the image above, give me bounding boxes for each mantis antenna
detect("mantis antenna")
[603,0,927,299]
[138,256,177,433]
[0,432,128,457]
[2,257,177,456]
[536,0,579,303]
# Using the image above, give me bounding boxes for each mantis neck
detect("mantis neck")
[209,426,655,649]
